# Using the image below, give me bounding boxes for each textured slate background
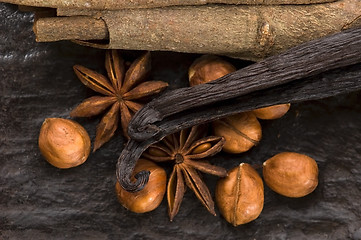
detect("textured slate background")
[1,3,361,239]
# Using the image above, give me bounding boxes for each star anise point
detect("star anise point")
[144,124,226,221]
[71,51,168,151]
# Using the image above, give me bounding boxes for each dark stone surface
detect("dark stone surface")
[1,3,361,239]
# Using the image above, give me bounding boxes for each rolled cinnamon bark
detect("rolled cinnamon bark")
[33,16,108,42]
[3,0,337,10]
[33,0,361,61]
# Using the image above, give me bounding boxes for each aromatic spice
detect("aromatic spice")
[70,50,168,151]
[143,125,227,221]
[263,152,318,198]
[115,159,166,213]
[118,27,361,192]
[38,118,91,169]
[212,112,262,154]
[215,163,264,226]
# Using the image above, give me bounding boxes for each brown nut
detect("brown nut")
[215,163,264,226]
[212,112,262,154]
[38,118,91,169]
[253,104,291,120]
[263,152,318,198]
[115,159,167,213]
[188,55,236,86]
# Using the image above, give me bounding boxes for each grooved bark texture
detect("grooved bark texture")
[2,3,361,240]
[1,0,337,10]
[54,0,361,61]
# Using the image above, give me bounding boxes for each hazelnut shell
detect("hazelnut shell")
[263,152,318,198]
[188,55,236,86]
[212,112,262,154]
[116,159,167,213]
[215,163,264,226]
[38,118,91,169]
[253,104,291,120]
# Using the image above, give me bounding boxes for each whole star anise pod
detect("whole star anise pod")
[143,124,227,221]
[70,50,168,151]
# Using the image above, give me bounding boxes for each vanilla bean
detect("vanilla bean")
[118,27,361,192]
[118,62,361,192]
[116,140,152,192]
[128,26,361,141]
[155,63,361,134]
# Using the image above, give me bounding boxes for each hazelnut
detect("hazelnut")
[263,152,318,198]
[115,159,167,213]
[215,163,264,226]
[188,55,236,86]
[253,104,291,120]
[38,118,91,169]
[212,112,262,154]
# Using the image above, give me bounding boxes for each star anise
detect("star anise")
[143,124,227,221]
[70,50,168,151]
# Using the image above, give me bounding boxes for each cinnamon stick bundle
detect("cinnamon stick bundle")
[32,0,361,61]
[3,0,337,10]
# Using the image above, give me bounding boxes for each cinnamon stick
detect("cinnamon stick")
[3,0,337,10]
[33,0,361,61]
[33,16,108,42]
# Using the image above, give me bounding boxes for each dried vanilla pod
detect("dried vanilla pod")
[188,55,291,119]
[263,152,319,198]
[215,163,264,226]
[70,50,168,151]
[38,118,91,169]
[116,159,166,213]
[118,27,361,192]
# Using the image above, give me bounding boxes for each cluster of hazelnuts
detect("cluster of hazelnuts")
[114,152,318,226]
[37,55,318,226]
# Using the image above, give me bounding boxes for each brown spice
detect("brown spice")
[70,50,168,151]
[143,124,227,221]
